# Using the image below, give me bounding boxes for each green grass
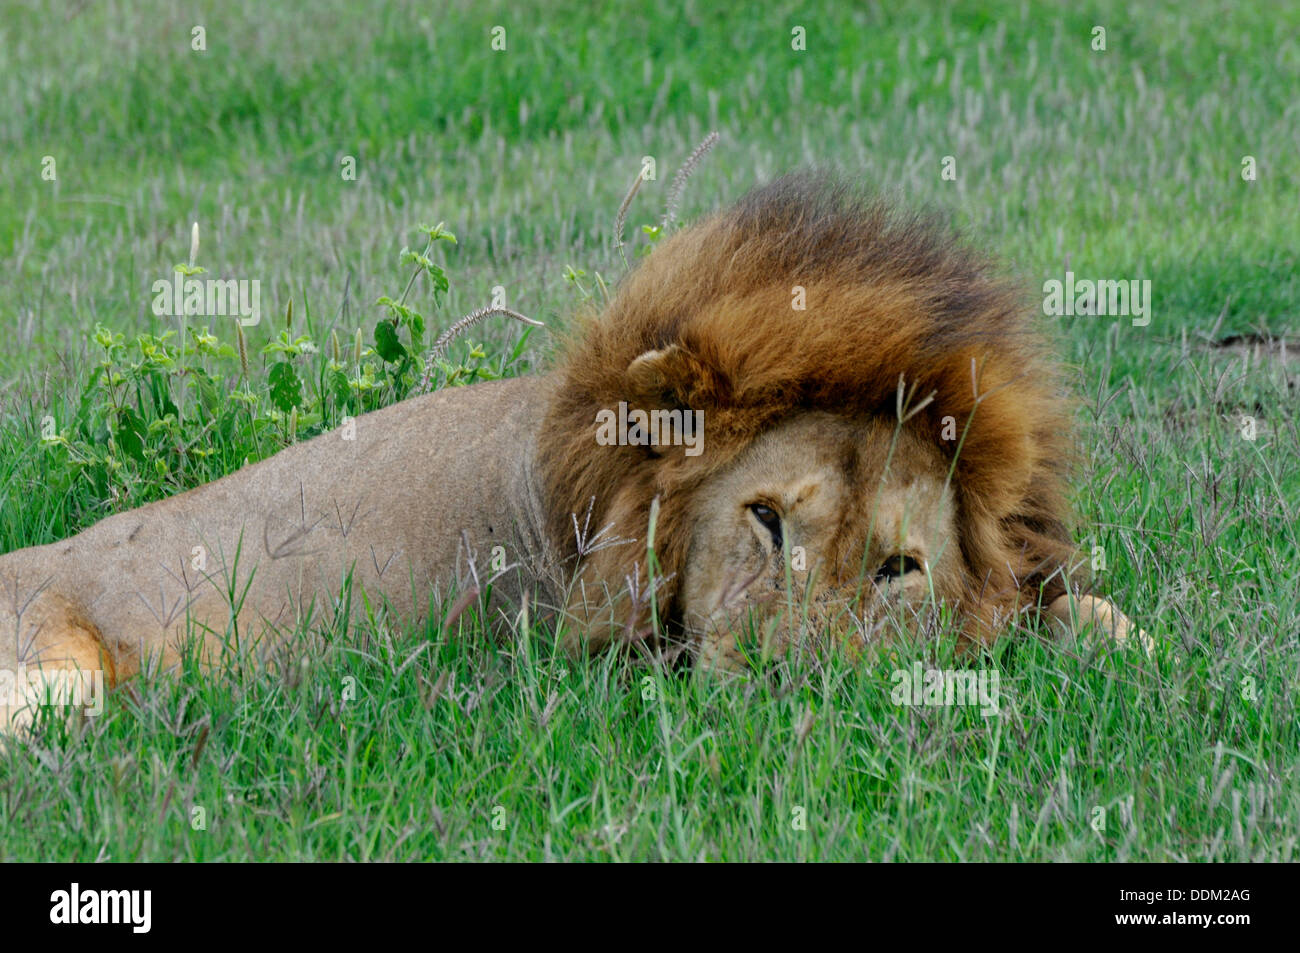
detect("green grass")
[1,0,1297,860]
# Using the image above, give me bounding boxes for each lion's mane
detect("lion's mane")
[538,173,1080,642]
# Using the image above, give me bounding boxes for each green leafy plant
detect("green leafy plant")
[34,222,528,523]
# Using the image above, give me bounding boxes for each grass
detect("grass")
[0,0,1297,860]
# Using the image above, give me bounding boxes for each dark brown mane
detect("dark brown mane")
[539,172,1080,642]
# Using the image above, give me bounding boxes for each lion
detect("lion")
[0,173,1142,732]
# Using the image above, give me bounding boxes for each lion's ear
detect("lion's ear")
[626,345,688,406]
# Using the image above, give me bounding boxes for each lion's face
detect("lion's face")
[541,175,1088,664]
[679,412,967,669]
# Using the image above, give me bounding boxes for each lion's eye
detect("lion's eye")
[876,554,922,580]
[748,503,783,550]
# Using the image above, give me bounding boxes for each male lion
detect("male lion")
[0,174,1141,731]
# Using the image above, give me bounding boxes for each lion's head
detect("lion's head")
[538,173,1081,668]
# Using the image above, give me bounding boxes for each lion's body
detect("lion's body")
[1,173,1144,732]
[1,375,556,730]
